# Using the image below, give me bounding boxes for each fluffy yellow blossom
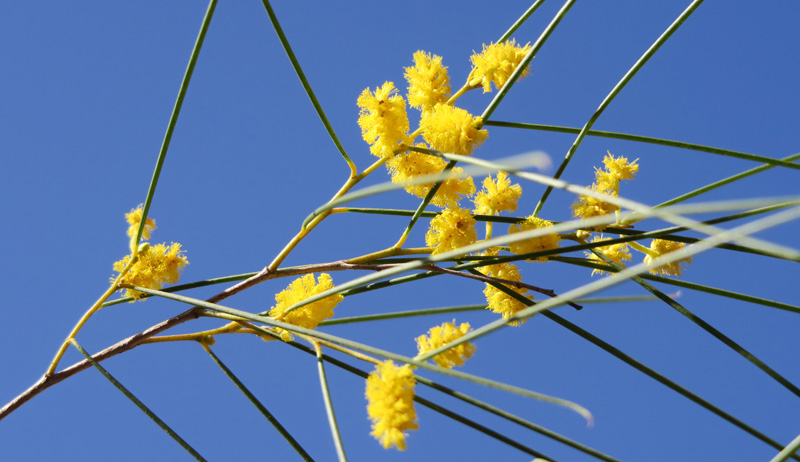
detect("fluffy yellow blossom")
[586,235,631,276]
[473,172,522,215]
[603,153,639,182]
[269,273,343,341]
[572,151,638,228]
[481,261,532,326]
[404,50,451,112]
[387,146,475,208]
[125,204,156,240]
[644,239,692,277]
[113,242,188,301]
[366,361,418,451]
[357,82,410,158]
[425,206,477,255]
[415,321,475,369]
[508,215,561,263]
[468,39,533,93]
[420,104,488,156]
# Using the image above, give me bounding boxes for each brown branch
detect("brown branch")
[0,259,398,421]
[0,307,203,421]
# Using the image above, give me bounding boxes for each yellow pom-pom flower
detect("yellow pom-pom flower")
[415,321,475,369]
[269,273,343,341]
[112,242,188,301]
[468,39,533,93]
[387,147,475,208]
[404,50,451,112]
[357,82,410,158]
[420,104,488,156]
[473,172,522,215]
[425,206,478,255]
[508,215,561,263]
[586,235,632,276]
[125,204,156,240]
[644,239,692,277]
[572,151,638,228]
[366,360,418,451]
[481,261,532,326]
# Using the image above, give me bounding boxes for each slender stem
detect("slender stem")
[481,0,576,122]
[533,0,705,216]
[483,121,800,172]
[46,253,139,376]
[135,0,219,247]
[71,339,208,461]
[769,431,800,462]
[259,0,355,175]
[497,0,548,43]
[312,342,347,462]
[202,342,314,461]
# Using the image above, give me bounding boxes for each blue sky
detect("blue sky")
[1,1,798,461]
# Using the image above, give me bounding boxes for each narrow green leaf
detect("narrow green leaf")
[259,0,353,169]
[532,0,705,216]
[71,340,208,462]
[314,346,347,462]
[135,0,219,248]
[201,343,314,461]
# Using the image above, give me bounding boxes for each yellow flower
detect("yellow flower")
[644,239,692,277]
[586,235,631,276]
[603,153,639,182]
[125,204,156,240]
[473,172,522,215]
[404,50,451,112]
[571,151,638,228]
[425,206,477,255]
[508,215,561,263]
[366,361,418,451]
[481,261,532,326]
[269,273,343,341]
[113,242,188,301]
[420,104,488,156]
[468,39,533,93]
[387,146,475,208]
[415,321,475,369]
[357,82,410,158]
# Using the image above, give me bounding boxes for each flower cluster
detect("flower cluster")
[366,361,418,451]
[644,239,692,277]
[468,39,534,93]
[586,235,632,276]
[415,321,476,369]
[571,151,639,229]
[473,172,522,216]
[425,206,478,255]
[357,82,410,159]
[113,205,188,301]
[481,260,533,326]
[508,215,562,263]
[269,273,342,342]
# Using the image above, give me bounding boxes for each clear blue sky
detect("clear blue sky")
[1,1,798,461]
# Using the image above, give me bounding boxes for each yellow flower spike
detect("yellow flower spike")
[508,215,561,263]
[366,360,418,451]
[586,235,632,276]
[404,50,451,112]
[415,321,476,369]
[481,261,532,326]
[572,151,639,229]
[468,39,533,93]
[357,82,410,158]
[386,145,475,208]
[425,206,478,255]
[473,172,523,215]
[112,242,188,301]
[643,239,692,277]
[420,104,488,156]
[269,273,342,342]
